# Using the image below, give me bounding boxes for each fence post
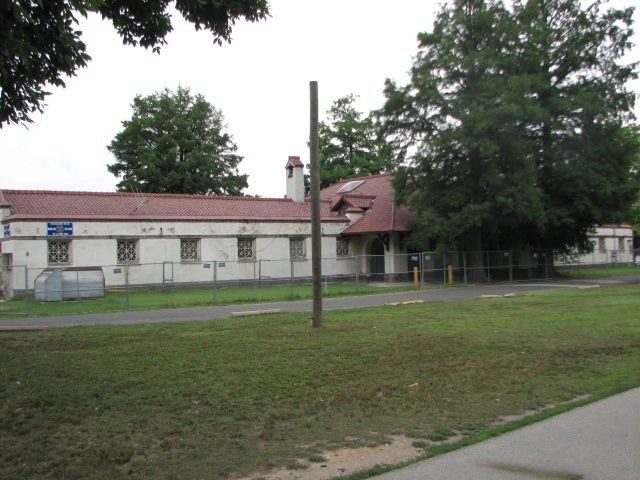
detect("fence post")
[75,267,81,312]
[125,264,131,311]
[509,251,513,282]
[290,259,295,299]
[463,252,468,285]
[355,256,360,292]
[420,252,424,289]
[442,252,447,287]
[213,261,218,303]
[169,261,175,307]
[23,266,30,316]
[253,260,258,300]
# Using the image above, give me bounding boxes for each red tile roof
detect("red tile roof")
[320,174,417,235]
[0,190,345,222]
[1,175,416,235]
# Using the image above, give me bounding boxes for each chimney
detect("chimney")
[285,156,305,202]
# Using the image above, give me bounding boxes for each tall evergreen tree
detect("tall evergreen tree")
[381,0,544,278]
[107,86,248,195]
[318,94,395,189]
[625,126,640,246]
[381,0,638,274]
[513,0,639,255]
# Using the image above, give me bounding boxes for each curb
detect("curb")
[0,325,50,332]
[229,309,282,317]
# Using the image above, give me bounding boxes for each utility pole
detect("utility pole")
[310,81,322,327]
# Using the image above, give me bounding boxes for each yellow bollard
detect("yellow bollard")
[448,265,453,284]
[413,266,419,286]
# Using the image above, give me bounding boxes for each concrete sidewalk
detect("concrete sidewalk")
[374,387,640,480]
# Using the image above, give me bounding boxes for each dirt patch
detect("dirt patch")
[236,436,422,480]
[490,394,591,427]
[237,395,591,480]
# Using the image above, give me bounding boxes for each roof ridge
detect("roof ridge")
[0,189,120,196]
[333,172,393,184]
[341,193,376,199]
[0,189,301,202]
[0,190,341,206]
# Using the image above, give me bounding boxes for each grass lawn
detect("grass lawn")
[556,264,639,278]
[0,282,419,319]
[1,285,639,479]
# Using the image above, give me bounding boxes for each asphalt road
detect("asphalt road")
[1,275,639,329]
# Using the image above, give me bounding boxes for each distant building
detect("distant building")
[556,225,634,266]
[0,157,633,297]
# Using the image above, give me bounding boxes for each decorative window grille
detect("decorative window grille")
[48,240,71,265]
[289,238,305,259]
[336,237,349,257]
[238,238,255,260]
[181,238,200,262]
[117,239,138,264]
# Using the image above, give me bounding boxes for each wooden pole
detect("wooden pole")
[309,81,322,327]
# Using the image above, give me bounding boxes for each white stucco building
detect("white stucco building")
[556,224,635,266]
[0,157,416,296]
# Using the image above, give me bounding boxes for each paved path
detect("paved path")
[1,275,639,329]
[373,387,640,480]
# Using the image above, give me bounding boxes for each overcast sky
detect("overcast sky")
[1,0,638,198]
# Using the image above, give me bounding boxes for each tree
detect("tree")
[107,86,248,195]
[318,94,396,189]
[380,0,638,274]
[0,0,269,127]
[380,0,545,278]
[616,126,640,247]
[513,0,638,256]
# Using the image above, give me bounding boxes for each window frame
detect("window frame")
[237,237,256,260]
[116,239,139,265]
[289,237,306,260]
[336,237,349,257]
[47,239,71,266]
[180,238,201,263]
[598,237,606,254]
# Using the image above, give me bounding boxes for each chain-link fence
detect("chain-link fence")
[554,248,637,268]
[1,249,637,314]
[347,250,555,285]
[0,257,363,314]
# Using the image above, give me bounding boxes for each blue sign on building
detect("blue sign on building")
[47,222,73,236]
[3,224,9,238]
